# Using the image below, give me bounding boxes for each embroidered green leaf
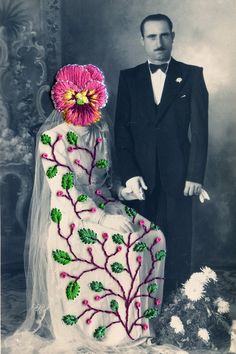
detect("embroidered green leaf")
[46,165,58,178]
[67,131,78,145]
[147,283,159,294]
[62,314,78,325]
[155,249,166,261]
[51,208,62,223]
[78,228,97,244]
[77,194,88,202]
[96,159,109,169]
[93,326,106,340]
[41,134,51,145]
[66,281,80,300]
[112,234,124,245]
[143,308,158,319]
[110,299,119,311]
[111,262,124,273]
[125,206,137,218]
[150,222,160,230]
[98,202,105,210]
[62,172,74,189]
[52,249,71,265]
[133,242,148,252]
[90,281,104,292]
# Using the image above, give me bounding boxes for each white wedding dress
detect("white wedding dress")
[3,114,187,354]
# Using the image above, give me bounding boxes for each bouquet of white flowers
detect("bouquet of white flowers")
[156,267,232,351]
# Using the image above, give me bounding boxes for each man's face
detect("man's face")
[141,20,175,63]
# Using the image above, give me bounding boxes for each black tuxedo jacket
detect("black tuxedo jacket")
[114,58,208,196]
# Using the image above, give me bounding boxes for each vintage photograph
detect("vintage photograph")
[1,0,236,353]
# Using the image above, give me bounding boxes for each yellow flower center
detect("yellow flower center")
[76,91,89,105]
[64,89,76,104]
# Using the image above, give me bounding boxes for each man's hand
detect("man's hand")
[125,176,148,200]
[184,181,202,196]
[118,186,139,201]
[184,181,210,203]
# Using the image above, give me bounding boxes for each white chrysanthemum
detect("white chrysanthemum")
[189,272,209,285]
[184,279,205,301]
[198,328,210,342]
[170,315,185,334]
[214,297,230,314]
[200,266,217,282]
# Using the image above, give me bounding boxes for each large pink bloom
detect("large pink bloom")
[51,64,108,126]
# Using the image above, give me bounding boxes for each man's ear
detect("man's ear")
[140,36,144,46]
[171,32,175,42]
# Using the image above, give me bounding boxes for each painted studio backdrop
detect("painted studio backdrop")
[1,0,236,331]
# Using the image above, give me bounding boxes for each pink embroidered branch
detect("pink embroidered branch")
[57,223,78,259]
[88,139,100,184]
[130,227,151,247]
[99,289,124,301]
[72,138,101,185]
[74,159,90,175]
[41,137,73,172]
[76,308,93,321]
[100,242,126,299]
[125,233,133,278]
[106,320,121,329]
[72,144,93,158]
[85,303,119,317]
[75,267,98,281]
[95,189,116,204]
[128,314,145,335]
[77,207,97,215]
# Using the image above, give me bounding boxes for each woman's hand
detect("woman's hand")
[99,214,133,233]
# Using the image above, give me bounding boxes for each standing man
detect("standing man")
[115,14,208,295]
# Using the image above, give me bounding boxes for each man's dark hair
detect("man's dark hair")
[140,14,173,37]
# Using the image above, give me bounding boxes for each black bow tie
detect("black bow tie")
[149,63,168,73]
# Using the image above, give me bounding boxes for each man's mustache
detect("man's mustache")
[154,47,165,51]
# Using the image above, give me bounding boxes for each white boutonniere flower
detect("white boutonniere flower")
[176,77,182,83]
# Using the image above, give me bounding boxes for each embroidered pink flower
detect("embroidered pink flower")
[57,134,63,140]
[56,191,63,197]
[155,298,161,306]
[90,208,97,213]
[154,237,161,243]
[87,247,93,253]
[102,232,109,240]
[135,301,141,308]
[139,219,145,226]
[74,159,80,165]
[82,299,89,305]
[86,319,92,325]
[67,146,73,152]
[137,256,143,263]
[41,153,48,158]
[95,295,101,301]
[70,223,76,230]
[95,189,102,196]
[51,64,108,126]
[142,323,149,331]
[60,272,67,278]
[117,246,122,252]
[96,137,103,143]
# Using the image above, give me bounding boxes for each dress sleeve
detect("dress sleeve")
[39,129,105,224]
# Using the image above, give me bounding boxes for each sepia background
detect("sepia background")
[1,0,236,337]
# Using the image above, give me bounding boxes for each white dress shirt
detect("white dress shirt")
[148,59,170,105]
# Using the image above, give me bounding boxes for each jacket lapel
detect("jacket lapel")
[136,62,156,123]
[156,58,188,124]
